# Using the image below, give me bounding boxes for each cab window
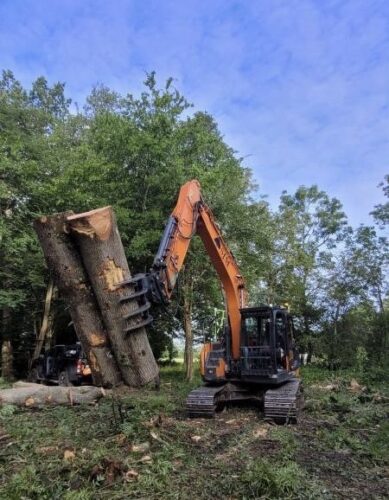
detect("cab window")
[258,316,271,346]
[244,317,258,346]
[275,312,287,350]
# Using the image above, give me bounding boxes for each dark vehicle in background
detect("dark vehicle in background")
[30,343,92,386]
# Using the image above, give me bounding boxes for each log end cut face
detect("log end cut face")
[67,207,113,241]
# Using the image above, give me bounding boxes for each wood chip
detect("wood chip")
[150,431,164,442]
[253,426,269,438]
[63,449,76,461]
[124,469,139,481]
[131,442,150,453]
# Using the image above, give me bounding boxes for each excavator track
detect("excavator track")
[186,386,226,418]
[186,379,303,423]
[264,378,303,424]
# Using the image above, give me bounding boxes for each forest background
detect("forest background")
[0,70,388,381]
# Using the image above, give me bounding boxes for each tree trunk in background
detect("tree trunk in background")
[182,278,194,381]
[1,307,14,381]
[330,303,341,371]
[30,280,55,369]
[1,342,13,381]
[44,288,57,351]
[67,207,159,387]
[34,213,121,388]
[376,288,388,360]
[305,313,313,364]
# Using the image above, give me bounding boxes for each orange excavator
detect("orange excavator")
[121,180,302,423]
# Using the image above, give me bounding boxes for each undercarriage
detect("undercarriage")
[186,378,303,424]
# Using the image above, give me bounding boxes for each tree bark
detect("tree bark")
[330,303,341,371]
[1,306,14,381]
[44,297,56,351]
[67,207,159,387]
[34,213,121,388]
[30,280,55,369]
[1,341,13,381]
[183,304,193,381]
[0,382,105,407]
[182,277,194,381]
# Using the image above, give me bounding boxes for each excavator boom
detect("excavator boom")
[151,180,246,360]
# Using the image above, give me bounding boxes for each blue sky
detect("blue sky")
[1,0,388,226]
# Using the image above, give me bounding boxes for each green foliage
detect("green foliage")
[355,346,368,374]
[0,68,387,377]
[0,69,255,365]
[371,174,389,227]
[0,403,16,419]
[2,466,48,500]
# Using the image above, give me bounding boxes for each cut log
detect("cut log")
[34,213,121,388]
[0,383,105,407]
[67,207,159,387]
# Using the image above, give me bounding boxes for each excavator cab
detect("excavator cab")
[240,306,299,384]
[193,305,302,419]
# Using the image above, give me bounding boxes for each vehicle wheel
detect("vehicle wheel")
[58,370,73,387]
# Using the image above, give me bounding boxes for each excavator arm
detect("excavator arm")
[149,180,246,361]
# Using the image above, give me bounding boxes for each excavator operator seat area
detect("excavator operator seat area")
[240,306,292,381]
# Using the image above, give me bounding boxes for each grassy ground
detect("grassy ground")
[0,365,388,499]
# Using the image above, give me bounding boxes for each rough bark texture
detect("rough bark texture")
[34,213,121,388]
[0,382,105,407]
[67,207,159,387]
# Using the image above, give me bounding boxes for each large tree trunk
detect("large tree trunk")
[67,207,159,387]
[34,213,121,388]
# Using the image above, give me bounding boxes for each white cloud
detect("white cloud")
[0,0,388,225]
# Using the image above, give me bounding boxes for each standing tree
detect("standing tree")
[76,75,256,377]
[270,186,349,353]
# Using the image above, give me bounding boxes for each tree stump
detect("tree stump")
[34,213,121,387]
[67,207,159,387]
